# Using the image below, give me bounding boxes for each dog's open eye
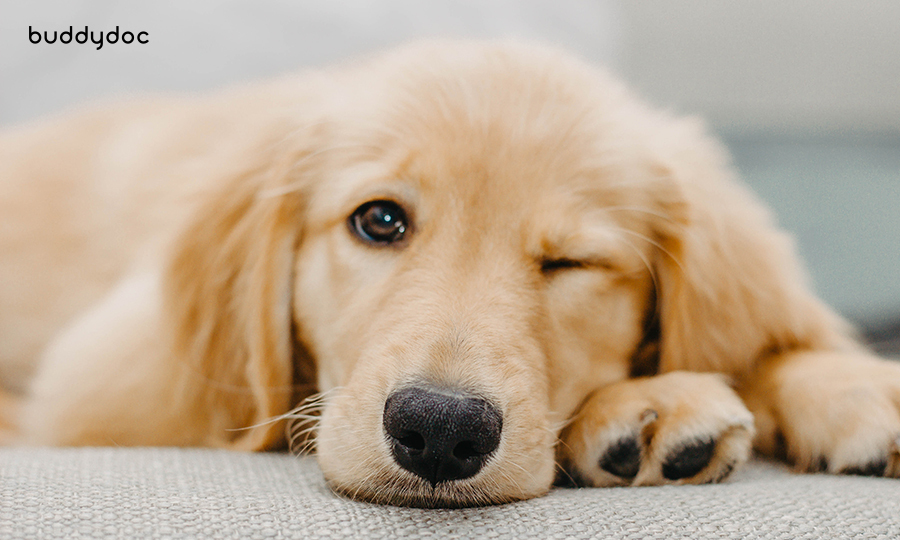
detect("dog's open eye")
[348,200,410,245]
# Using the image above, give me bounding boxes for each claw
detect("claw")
[885,436,900,478]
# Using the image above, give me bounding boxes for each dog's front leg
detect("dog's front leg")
[19,272,210,447]
[738,349,900,477]
[556,371,754,487]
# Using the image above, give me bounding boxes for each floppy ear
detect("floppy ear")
[164,145,316,451]
[649,120,852,376]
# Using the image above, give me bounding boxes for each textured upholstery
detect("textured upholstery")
[2,447,899,539]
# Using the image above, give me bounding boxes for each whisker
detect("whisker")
[547,416,575,434]
[284,388,343,454]
[620,236,661,306]
[609,225,687,277]
[345,453,388,502]
[553,435,576,460]
[289,423,320,455]
[226,388,337,434]
[290,424,321,442]
[554,462,580,488]
[495,465,529,501]
[603,205,685,229]
[504,457,533,482]
[287,421,317,448]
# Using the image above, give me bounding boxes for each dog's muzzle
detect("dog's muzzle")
[382,386,502,486]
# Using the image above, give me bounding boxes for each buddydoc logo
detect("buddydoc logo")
[29,26,148,50]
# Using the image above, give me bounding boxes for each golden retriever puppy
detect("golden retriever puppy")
[2,40,899,506]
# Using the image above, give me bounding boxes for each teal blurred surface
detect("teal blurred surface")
[728,136,900,336]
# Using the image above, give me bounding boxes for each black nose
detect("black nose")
[382,386,502,486]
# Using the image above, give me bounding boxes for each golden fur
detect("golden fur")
[1,40,898,506]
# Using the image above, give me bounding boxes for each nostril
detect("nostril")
[397,431,426,453]
[452,440,480,461]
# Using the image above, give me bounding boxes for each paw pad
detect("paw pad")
[598,435,641,479]
[661,438,716,480]
[841,460,888,477]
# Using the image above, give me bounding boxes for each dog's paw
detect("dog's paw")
[741,350,900,478]
[557,371,754,487]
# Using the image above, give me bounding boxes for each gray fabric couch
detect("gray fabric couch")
[3,447,899,539]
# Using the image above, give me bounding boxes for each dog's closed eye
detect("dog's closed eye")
[539,257,618,275]
[539,258,586,273]
[348,200,411,246]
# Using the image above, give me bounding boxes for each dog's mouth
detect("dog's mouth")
[327,472,517,508]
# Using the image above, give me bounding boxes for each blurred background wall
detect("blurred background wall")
[615,1,900,352]
[1,0,898,347]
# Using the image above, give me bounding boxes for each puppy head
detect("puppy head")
[291,42,678,506]
[165,40,842,506]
